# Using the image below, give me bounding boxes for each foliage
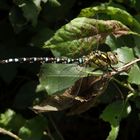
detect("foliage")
[0,0,140,140]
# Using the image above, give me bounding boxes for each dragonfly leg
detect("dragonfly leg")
[109,65,118,72]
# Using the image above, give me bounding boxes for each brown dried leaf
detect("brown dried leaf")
[32,75,109,114]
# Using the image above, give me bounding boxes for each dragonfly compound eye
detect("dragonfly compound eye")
[107,52,118,65]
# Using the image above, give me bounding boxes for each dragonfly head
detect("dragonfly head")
[107,52,118,65]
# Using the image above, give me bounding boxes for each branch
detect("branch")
[0,127,21,140]
[106,58,140,78]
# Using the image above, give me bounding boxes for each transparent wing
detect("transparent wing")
[37,64,86,95]
[37,63,103,95]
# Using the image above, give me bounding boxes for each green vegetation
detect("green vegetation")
[0,0,140,140]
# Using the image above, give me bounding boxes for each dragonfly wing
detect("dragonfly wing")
[38,63,88,95]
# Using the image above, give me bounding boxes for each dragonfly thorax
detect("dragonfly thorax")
[83,51,118,68]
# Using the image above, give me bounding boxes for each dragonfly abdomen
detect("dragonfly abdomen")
[0,51,118,68]
[0,56,84,64]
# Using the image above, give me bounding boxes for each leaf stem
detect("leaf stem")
[113,78,135,93]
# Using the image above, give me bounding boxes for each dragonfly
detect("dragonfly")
[0,50,118,95]
[0,50,118,67]
[35,51,119,114]
[0,50,119,114]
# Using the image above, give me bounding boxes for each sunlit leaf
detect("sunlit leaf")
[42,0,48,2]
[49,0,61,6]
[79,6,140,32]
[0,109,25,132]
[0,109,15,127]
[106,126,119,140]
[43,17,131,58]
[33,0,42,9]
[19,116,47,140]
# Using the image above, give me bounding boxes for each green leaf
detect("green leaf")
[0,109,25,132]
[115,47,140,83]
[49,0,61,7]
[115,47,135,67]
[42,0,48,3]
[106,34,136,50]
[79,5,140,54]
[33,0,49,9]
[79,6,140,32]
[100,100,131,126]
[105,35,120,50]
[106,126,119,140]
[128,64,140,84]
[19,116,47,140]
[44,17,131,58]
[14,0,40,26]
[0,109,15,127]
[37,64,88,95]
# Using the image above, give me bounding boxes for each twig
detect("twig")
[98,58,140,80]
[0,127,21,140]
[110,58,140,76]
